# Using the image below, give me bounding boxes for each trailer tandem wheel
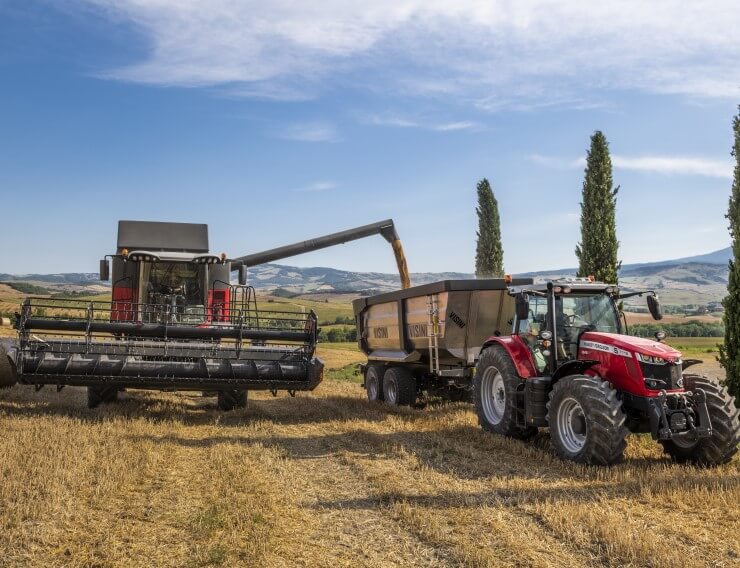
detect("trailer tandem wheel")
[382,367,416,406]
[364,364,384,402]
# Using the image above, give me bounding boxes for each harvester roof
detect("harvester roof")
[117,220,209,253]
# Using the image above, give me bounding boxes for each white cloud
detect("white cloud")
[80,1,740,108]
[274,122,339,142]
[530,153,733,178]
[365,114,478,131]
[294,181,338,192]
[611,156,733,179]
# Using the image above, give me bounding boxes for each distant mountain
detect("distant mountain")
[0,246,732,305]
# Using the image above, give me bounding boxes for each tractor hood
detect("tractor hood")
[579,331,682,363]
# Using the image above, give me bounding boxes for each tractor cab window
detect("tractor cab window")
[555,294,621,359]
[516,296,549,373]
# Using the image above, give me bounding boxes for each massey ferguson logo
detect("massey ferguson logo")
[581,340,632,359]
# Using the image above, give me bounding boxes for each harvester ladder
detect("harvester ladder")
[427,294,440,375]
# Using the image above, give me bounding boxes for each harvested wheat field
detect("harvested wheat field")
[0,346,737,568]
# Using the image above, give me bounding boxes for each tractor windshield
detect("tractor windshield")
[555,294,621,359]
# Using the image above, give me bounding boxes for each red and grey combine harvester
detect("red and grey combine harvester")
[354,277,739,465]
[0,219,410,410]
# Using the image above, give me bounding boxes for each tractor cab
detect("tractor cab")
[509,279,662,375]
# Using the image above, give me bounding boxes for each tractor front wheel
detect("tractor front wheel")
[547,375,628,465]
[661,375,739,466]
[0,344,18,389]
[474,345,536,439]
[217,389,248,411]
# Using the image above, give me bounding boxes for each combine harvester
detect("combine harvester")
[0,219,410,410]
[354,278,739,465]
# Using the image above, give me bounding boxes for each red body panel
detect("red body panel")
[486,331,686,398]
[483,336,537,379]
[208,289,231,323]
[111,286,136,322]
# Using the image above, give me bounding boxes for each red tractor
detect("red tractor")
[475,279,739,465]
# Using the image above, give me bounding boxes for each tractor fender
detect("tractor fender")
[551,359,600,386]
[480,336,537,379]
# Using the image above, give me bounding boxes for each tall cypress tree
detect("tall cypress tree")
[575,131,620,284]
[475,178,504,278]
[719,108,740,402]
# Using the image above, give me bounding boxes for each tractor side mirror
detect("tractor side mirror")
[515,294,530,321]
[99,259,110,282]
[238,265,247,286]
[647,294,663,321]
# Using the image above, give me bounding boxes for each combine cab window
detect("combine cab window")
[138,262,206,322]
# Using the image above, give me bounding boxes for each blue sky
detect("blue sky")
[1,1,738,275]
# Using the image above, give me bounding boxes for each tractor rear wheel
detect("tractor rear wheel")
[474,345,536,439]
[547,375,627,465]
[217,389,248,411]
[382,367,416,406]
[660,375,739,466]
[365,365,384,402]
[0,344,18,389]
[87,386,119,409]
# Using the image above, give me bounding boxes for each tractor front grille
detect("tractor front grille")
[640,361,683,390]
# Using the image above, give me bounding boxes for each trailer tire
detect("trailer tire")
[87,386,119,409]
[217,389,248,411]
[547,375,627,465]
[0,345,18,389]
[365,365,384,402]
[660,375,739,466]
[382,367,416,406]
[474,346,536,440]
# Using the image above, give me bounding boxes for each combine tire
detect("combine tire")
[87,386,119,409]
[0,345,18,389]
[547,375,627,465]
[474,345,536,439]
[660,375,739,466]
[217,389,248,411]
[382,367,416,406]
[365,365,384,402]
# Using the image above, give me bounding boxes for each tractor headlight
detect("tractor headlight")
[636,352,667,365]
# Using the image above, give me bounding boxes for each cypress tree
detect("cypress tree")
[475,178,504,278]
[719,108,740,402]
[575,131,621,284]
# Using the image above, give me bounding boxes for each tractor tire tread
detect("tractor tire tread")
[547,374,628,466]
[660,375,739,466]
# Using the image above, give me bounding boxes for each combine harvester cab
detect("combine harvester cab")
[355,277,739,466]
[0,219,411,410]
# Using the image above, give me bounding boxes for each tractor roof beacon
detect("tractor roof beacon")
[0,219,411,411]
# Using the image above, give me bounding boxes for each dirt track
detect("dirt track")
[0,360,738,568]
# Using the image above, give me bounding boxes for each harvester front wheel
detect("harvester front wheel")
[660,375,739,466]
[474,346,536,439]
[217,389,248,411]
[0,344,18,389]
[365,365,384,402]
[87,386,119,409]
[382,367,416,406]
[547,375,627,465]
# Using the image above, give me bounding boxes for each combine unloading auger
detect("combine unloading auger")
[0,218,410,409]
